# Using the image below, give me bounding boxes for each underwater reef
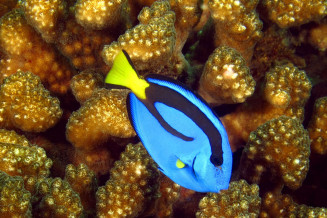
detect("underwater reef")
[0,0,327,217]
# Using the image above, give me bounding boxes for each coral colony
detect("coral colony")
[0,0,327,217]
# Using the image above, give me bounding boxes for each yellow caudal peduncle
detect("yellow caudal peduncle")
[105,50,149,99]
[131,78,150,99]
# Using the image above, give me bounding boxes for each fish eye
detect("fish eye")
[210,155,222,166]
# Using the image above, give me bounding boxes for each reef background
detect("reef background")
[0,0,326,217]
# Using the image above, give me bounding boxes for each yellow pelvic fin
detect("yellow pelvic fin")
[176,159,186,169]
[105,50,149,99]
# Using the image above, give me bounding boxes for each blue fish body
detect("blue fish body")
[128,76,232,192]
[105,50,233,193]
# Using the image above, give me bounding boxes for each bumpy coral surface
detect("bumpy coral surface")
[308,97,327,155]
[0,0,17,17]
[0,171,32,218]
[169,0,200,34]
[309,23,327,52]
[0,128,29,146]
[57,18,113,73]
[102,0,176,73]
[264,63,312,113]
[75,0,126,30]
[260,192,327,217]
[209,0,263,63]
[0,9,74,94]
[156,175,180,218]
[33,177,83,218]
[240,116,311,190]
[0,71,62,132]
[196,180,261,217]
[72,145,114,177]
[0,130,52,193]
[262,0,327,28]
[0,0,326,216]
[64,163,98,215]
[96,143,159,218]
[20,0,67,42]
[199,46,256,105]
[70,70,104,104]
[13,0,116,74]
[66,88,135,151]
[250,26,305,81]
[169,0,201,52]
[222,62,312,149]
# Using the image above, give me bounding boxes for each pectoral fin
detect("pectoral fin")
[176,159,186,169]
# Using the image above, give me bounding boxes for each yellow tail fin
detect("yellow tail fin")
[105,50,149,99]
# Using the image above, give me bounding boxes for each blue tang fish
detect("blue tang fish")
[105,50,232,193]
